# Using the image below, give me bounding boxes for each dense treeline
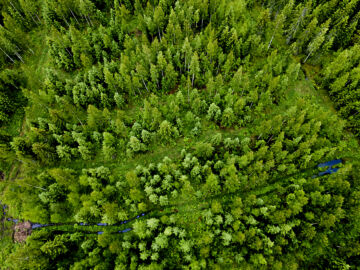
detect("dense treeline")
[0,0,360,269]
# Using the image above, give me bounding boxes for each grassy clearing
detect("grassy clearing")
[21,30,50,90]
[4,27,359,240]
[1,29,50,180]
[298,60,338,113]
[155,58,360,235]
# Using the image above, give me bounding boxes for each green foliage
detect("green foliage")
[1,0,360,269]
[158,120,178,144]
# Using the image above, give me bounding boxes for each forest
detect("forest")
[0,0,360,269]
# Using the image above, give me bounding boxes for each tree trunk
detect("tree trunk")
[28,46,34,54]
[0,47,15,63]
[267,35,274,50]
[184,57,186,74]
[69,8,80,25]
[187,83,190,104]
[34,13,41,23]
[21,182,47,191]
[267,134,274,144]
[141,77,150,92]
[9,1,25,20]
[82,14,90,26]
[65,47,73,57]
[62,15,70,27]
[87,15,93,27]
[14,52,24,63]
[303,48,313,63]
[158,26,162,41]
[30,13,39,25]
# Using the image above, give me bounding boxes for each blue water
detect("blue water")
[317,159,342,168]
[312,159,342,178]
[1,203,145,234]
[318,167,340,176]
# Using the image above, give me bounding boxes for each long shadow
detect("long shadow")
[1,159,344,234]
[0,165,321,229]
[129,159,344,221]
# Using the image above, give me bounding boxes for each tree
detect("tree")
[87,105,106,131]
[153,6,165,41]
[102,132,116,160]
[163,62,177,91]
[114,92,125,108]
[250,253,267,267]
[0,141,15,170]
[128,136,144,153]
[11,137,33,159]
[130,187,144,202]
[207,103,221,122]
[221,232,232,246]
[204,173,220,195]
[304,19,330,63]
[150,64,159,90]
[142,100,162,131]
[154,233,168,249]
[194,142,214,159]
[182,38,192,72]
[189,52,200,87]
[5,236,50,268]
[32,142,57,164]
[179,239,192,253]
[158,120,177,143]
[78,143,93,160]
[157,51,167,78]
[221,107,236,127]
[39,183,66,204]
[0,92,13,123]
[141,129,152,144]
[147,218,160,231]
[133,220,148,239]
[286,190,308,215]
[40,235,70,259]
[159,195,169,206]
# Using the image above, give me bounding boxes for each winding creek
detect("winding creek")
[1,204,147,234]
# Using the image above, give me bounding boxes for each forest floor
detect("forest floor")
[1,34,357,240]
[4,66,347,233]
[36,162,321,235]
[157,64,356,235]
[4,29,48,182]
[300,60,339,115]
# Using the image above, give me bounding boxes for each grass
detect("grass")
[3,23,360,241]
[21,29,51,89]
[0,160,325,239]
[65,120,243,174]
[1,28,52,182]
[294,57,338,114]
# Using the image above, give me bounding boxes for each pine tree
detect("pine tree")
[304,19,331,63]
[181,38,192,73]
[207,103,221,123]
[189,52,200,87]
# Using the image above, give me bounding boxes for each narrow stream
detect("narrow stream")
[1,159,342,236]
[2,204,144,234]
